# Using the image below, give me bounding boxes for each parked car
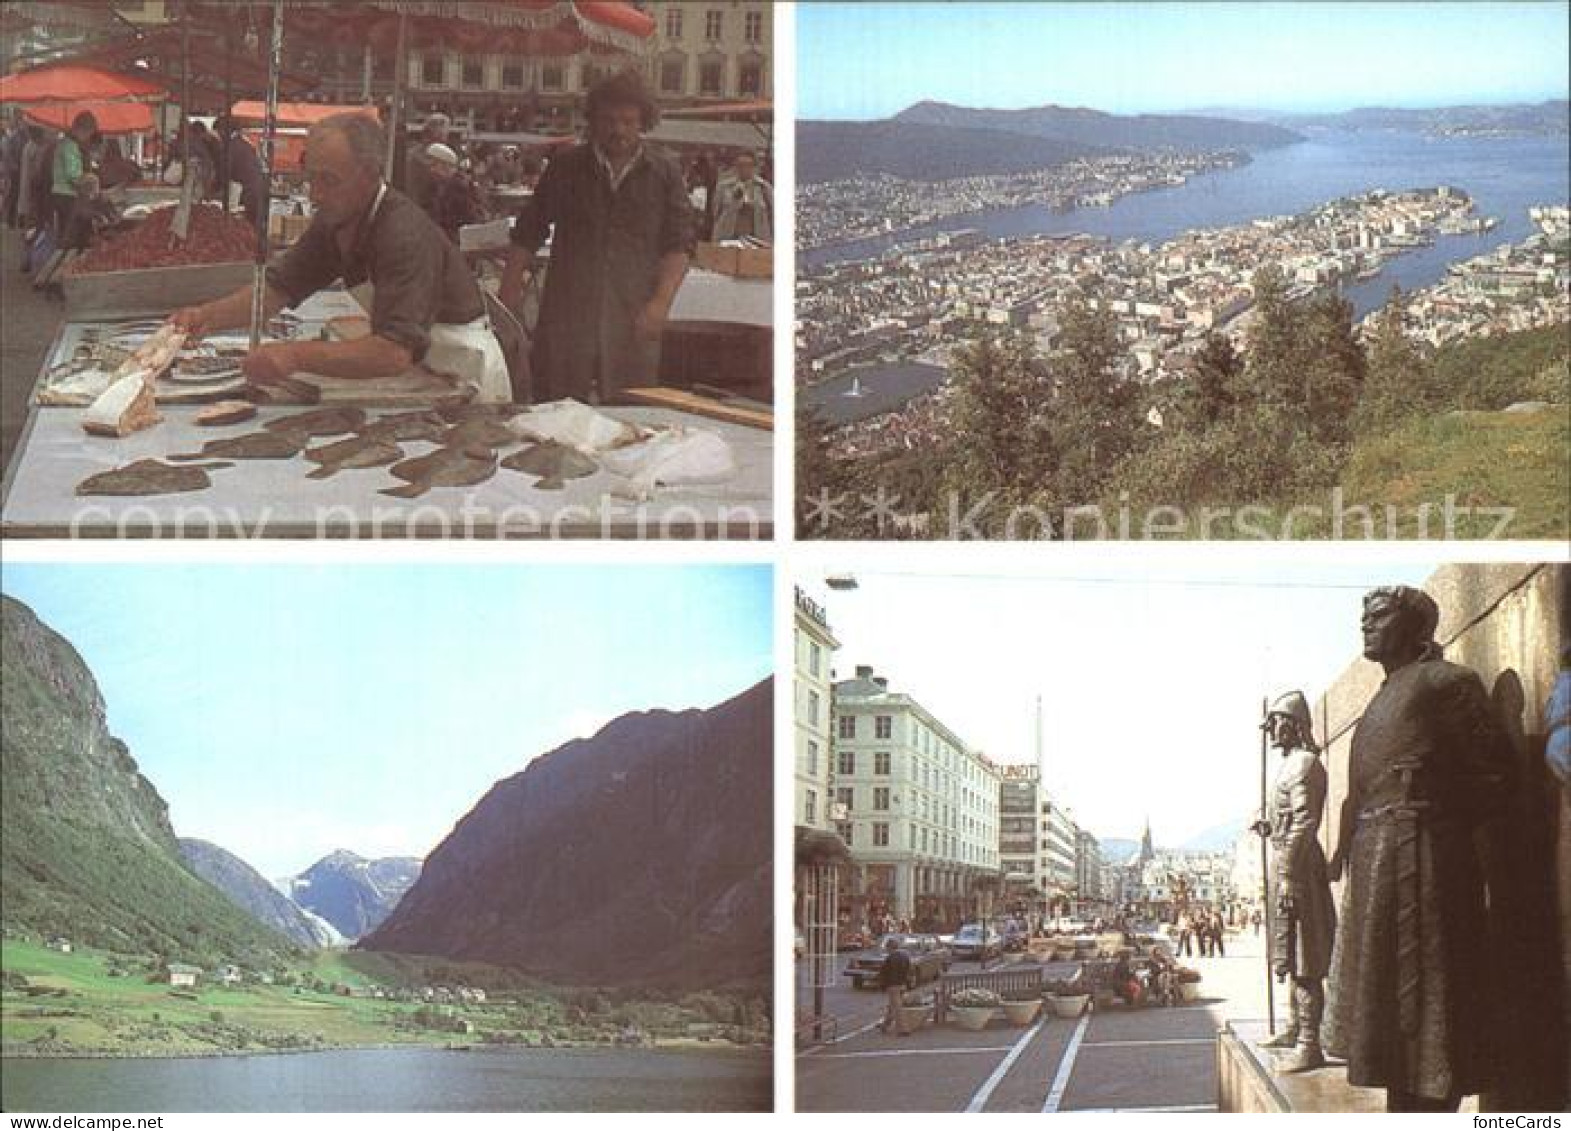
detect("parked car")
[843,933,952,990]
[949,922,1002,962]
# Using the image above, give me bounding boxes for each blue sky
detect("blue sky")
[799,559,1439,847]
[3,564,771,878]
[798,2,1571,119]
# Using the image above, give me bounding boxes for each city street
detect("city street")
[796,928,1275,1113]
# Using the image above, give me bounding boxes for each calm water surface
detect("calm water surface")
[2,1046,772,1113]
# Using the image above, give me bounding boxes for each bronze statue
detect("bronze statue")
[1324,586,1512,1112]
[1258,690,1335,1073]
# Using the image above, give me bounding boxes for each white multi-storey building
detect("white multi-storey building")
[833,666,1000,930]
[793,588,837,834]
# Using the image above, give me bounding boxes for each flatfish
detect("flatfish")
[380,445,496,498]
[440,418,519,450]
[168,430,306,461]
[194,400,258,427]
[436,402,511,424]
[305,435,403,479]
[76,459,232,496]
[244,376,322,404]
[501,441,598,490]
[358,410,448,443]
[263,406,366,437]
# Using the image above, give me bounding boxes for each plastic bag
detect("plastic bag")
[506,398,645,454]
[598,427,737,500]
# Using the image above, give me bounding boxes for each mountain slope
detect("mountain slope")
[0,595,295,965]
[363,679,772,990]
[286,851,420,941]
[1282,100,1569,135]
[1099,837,1140,863]
[178,839,339,948]
[798,119,1112,183]
[1177,819,1246,853]
[894,100,1302,151]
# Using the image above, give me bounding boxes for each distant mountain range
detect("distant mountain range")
[179,839,342,949]
[1177,818,1247,854]
[2,593,771,993]
[895,101,1302,152]
[799,120,1113,184]
[1280,100,1569,135]
[1100,837,1140,862]
[799,101,1300,185]
[282,851,421,942]
[364,679,773,991]
[1099,818,1244,861]
[0,595,296,966]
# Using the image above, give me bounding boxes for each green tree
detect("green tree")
[1355,285,1431,436]
[1175,332,1246,432]
[1245,265,1300,408]
[940,334,1060,536]
[1298,291,1366,444]
[1049,286,1144,494]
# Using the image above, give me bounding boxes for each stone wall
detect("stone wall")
[1314,562,1569,1109]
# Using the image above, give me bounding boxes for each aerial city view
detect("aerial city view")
[1,565,774,1112]
[792,562,1569,1113]
[795,1,1570,540]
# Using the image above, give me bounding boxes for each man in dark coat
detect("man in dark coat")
[1324,586,1512,1111]
[1256,690,1336,1073]
[877,937,914,1035]
[499,71,693,404]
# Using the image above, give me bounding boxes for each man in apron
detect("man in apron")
[172,113,510,403]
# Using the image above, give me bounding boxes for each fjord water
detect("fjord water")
[803,129,1570,318]
[1,1047,772,1113]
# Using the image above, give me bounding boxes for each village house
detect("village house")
[166,963,201,988]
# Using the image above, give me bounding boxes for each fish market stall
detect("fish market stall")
[2,306,772,539]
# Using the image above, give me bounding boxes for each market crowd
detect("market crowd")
[1,81,773,271]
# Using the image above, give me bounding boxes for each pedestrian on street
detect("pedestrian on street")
[877,938,913,1035]
[1211,912,1227,957]
[1176,912,1193,957]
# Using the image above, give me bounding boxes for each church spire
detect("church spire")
[1140,816,1154,863]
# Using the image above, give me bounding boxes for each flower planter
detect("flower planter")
[950,1005,995,1031]
[1179,981,1200,1003]
[1002,999,1041,1026]
[1049,993,1090,1018]
[896,1003,931,1034]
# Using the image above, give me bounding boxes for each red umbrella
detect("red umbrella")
[21,101,156,136]
[0,63,168,105]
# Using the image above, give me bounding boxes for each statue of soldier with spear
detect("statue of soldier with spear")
[1256,690,1336,1073]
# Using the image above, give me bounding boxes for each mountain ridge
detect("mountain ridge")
[178,838,341,949]
[1,594,296,966]
[363,679,773,991]
[285,850,421,941]
[893,99,1303,151]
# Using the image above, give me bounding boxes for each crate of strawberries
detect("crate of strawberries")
[62,204,262,320]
